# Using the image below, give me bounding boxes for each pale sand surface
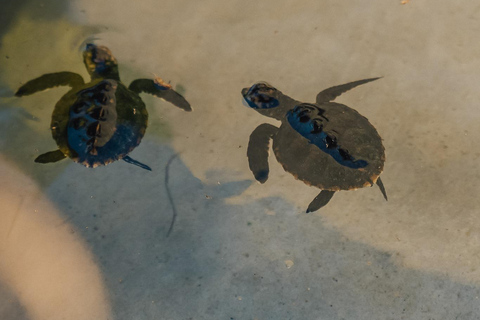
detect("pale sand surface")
[1,0,480,319]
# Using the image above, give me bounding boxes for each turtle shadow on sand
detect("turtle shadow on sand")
[39,143,480,319]
[242,78,387,213]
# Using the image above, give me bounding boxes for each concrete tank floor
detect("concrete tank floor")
[1,1,480,319]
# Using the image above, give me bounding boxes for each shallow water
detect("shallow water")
[2,1,480,319]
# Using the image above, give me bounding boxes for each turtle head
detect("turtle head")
[83,44,120,80]
[242,82,280,109]
[242,82,295,120]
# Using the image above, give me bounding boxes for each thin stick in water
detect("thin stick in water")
[165,153,179,237]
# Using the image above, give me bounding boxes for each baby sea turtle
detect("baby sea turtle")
[241,78,387,212]
[15,43,191,170]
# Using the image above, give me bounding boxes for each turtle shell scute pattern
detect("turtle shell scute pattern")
[62,80,148,167]
[67,79,118,157]
[273,102,384,191]
[286,103,368,169]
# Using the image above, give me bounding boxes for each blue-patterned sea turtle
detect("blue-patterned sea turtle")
[15,44,191,170]
[241,78,387,212]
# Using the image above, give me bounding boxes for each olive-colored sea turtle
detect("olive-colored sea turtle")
[241,78,387,212]
[15,43,191,170]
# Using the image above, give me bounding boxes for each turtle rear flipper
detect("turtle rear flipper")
[315,77,381,104]
[306,190,336,213]
[15,72,84,97]
[376,177,388,201]
[34,150,67,163]
[122,156,152,171]
[128,79,191,111]
[247,123,278,183]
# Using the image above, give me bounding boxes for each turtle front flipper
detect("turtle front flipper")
[15,72,84,97]
[34,150,67,163]
[306,190,336,213]
[122,156,152,171]
[376,177,388,201]
[129,79,191,111]
[315,77,381,104]
[247,123,278,183]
